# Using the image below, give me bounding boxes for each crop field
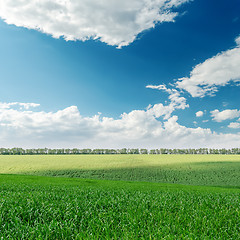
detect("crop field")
[0,155,240,239]
[0,154,240,186]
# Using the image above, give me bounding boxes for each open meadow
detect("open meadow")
[0,154,240,239]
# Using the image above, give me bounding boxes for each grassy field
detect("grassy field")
[0,155,240,239]
[0,154,240,186]
[1,174,240,239]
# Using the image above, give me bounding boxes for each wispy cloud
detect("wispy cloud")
[0,102,40,110]
[0,0,190,48]
[146,84,189,115]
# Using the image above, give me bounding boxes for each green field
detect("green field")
[0,154,240,186]
[0,155,240,239]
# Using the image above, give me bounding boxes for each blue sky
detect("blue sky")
[0,0,239,148]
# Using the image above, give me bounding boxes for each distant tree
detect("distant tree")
[149,149,156,154]
[80,149,92,154]
[118,148,127,154]
[140,149,148,154]
[128,149,139,154]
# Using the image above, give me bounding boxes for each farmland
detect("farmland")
[0,155,240,239]
[0,154,240,186]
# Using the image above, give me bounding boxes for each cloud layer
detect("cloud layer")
[1,102,240,149]
[0,0,190,48]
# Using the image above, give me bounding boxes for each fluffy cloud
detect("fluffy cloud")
[196,111,203,117]
[0,0,190,48]
[176,36,240,97]
[211,109,240,122]
[1,102,240,148]
[228,122,240,129]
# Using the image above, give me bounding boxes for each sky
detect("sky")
[0,0,239,149]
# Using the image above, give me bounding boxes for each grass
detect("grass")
[0,174,240,239]
[0,154,240,186]
[0,155,240,239]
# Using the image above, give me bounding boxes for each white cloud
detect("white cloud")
[235,36,240,46]
[146,84,189,114]
[0,102,40,110]
[196,111,203,117]
[176,37,240,97]
[228,122,240,129]
[211,109,240,122]
[0,0,190,48]
[0,102,240,148]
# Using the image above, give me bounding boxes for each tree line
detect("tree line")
[0,148,240,155]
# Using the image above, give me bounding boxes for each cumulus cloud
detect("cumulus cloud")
[0,0,190,48]
[0,102,240,148]
[211,109,240,122]
[176,37,240,97]
[196,111,203,117]
[228,122,240,129]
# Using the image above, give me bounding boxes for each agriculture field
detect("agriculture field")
[0,174,240,239]
[0,154,240,186]
[0,155,240,239]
